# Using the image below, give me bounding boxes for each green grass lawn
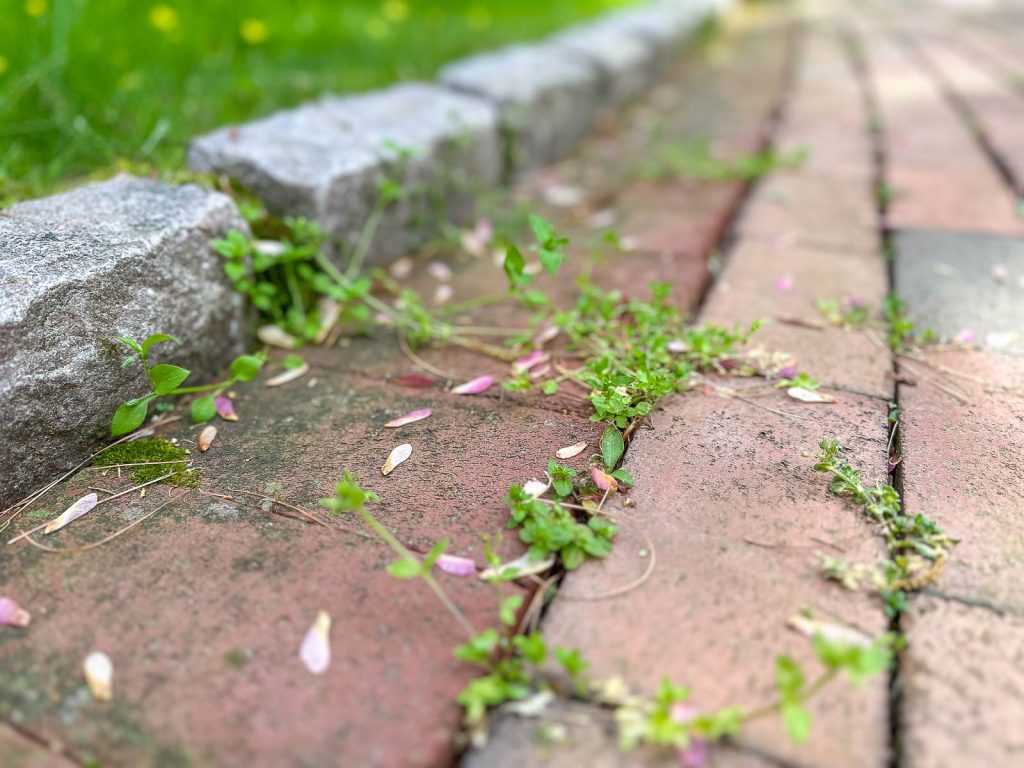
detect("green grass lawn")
[0,0,632,203]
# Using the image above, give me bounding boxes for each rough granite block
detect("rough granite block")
[605,0,707,64]
[189,82,500,263]
[0,177,246,507]
[438,43,602,170]
[549,16,661,107]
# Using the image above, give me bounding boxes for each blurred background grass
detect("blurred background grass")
[0,0,633,202]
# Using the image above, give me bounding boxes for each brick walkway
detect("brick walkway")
[4,1,1024,766]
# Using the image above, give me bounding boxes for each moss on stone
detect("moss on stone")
[92,439,200,488]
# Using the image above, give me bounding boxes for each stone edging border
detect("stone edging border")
[0,0,732,507]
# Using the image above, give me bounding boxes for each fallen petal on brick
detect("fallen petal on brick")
[775,275,794,292]
[384,408,432,428]
[556,441,587,459]
[382,444,413,476]
[786,386,836,404]
[591,466,618,492]
[523,479,550,499]
[299,611,332,675]
[43,493,98,534]
[452,375,493,395]
[83,651,113,701]
[257,324,297,350]
[265,363,309,387]
[0,597,31,627]
[787,613,872,647]
[480,552,556,581]
[215,396,238,421]
[513,349,550,374]
[198,425,217,452]
[436,554,477,577]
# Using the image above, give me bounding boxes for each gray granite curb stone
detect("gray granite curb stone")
[0,177,247,507]
[438,44,603,170]
[189,82,500,265]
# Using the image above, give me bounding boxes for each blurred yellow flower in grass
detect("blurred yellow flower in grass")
[382,1,409,23]
[24,0,48,17]
[240,18,270,45]
[365,17,389,40]
[148,5,179,33]
[0,55,8,77]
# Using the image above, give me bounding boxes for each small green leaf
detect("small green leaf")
[422,539,450,569]
[230,354,264,382]
[528,214,555,245]
[611,468,634,486]
[538,248,564,275]
[503,246,526,289]
[191,395,217,423]
[782,703,812,743]
[141,333,180,357]
[775,655,805,699]
[113,336,143,358]
[541,380,559,395]
[600,424,625,470]
[499,594,524,627]
[387,557,422,580]
[147,364,191,396]
[281,354,305,370]
[112,398,150,436]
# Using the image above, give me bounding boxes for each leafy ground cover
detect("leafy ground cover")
[0,0,630,202]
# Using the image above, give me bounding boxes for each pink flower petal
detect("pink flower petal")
[775,363,797,379]
[426,261,454,282]
[384,408,432,428]
[299,611,331,675]
[0,597,31,627]
[666,340,688,353]
[43,493,98,534]
[512,350,550,374]
[849,295,868,308]
[436,554,477,576]
[394,373,435,389]
[775,275,794,292]
[215,395,238,421]
[591,466,618,492]
[671,704,710,768]
[954,329,976,344]
[533,324,560,345]
[452,375,494,395]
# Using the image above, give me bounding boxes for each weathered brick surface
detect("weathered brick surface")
[701,240,891,398]
[0,374,600,767]
[860,28,1024,234]
[910,35,1024,193]
[901,597,1024,768]
[189,83,501,263]
[538,390,892,767]
[0,177,246,508]
[898,349,1024,614]
[0,725,74,768]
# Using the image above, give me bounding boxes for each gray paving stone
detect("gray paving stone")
[438,44,602,170]
[550,17,661,108]
[189,82,500,264]
[603,1,708,64]
[893,229,1024,352]
[0,177,246,507]
[462,700,778,768]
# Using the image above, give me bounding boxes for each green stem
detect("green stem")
[171,379,233,396]
[741,668,839,726]
[354,506,477,637]
[346,196,389,280]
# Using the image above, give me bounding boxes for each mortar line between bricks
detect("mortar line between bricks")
[839,21,904,768]
[699,19,803,306]
[919,588,1010,618]
[892,26,1024,198]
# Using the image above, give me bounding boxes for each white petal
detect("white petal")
[382,444,413,475]
[83,651,113,701]
[299,611,332,675]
